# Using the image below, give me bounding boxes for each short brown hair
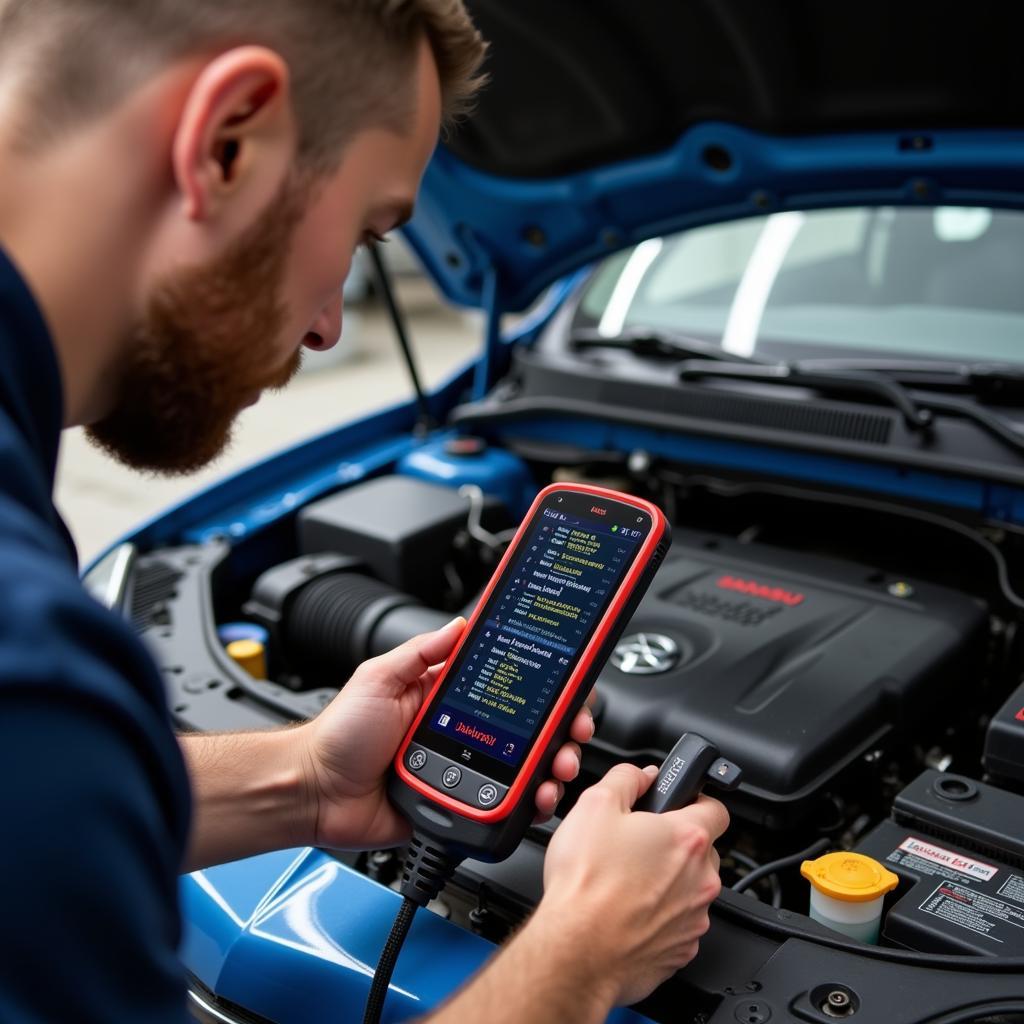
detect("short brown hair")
[0,0,487,167]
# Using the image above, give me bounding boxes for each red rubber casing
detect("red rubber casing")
[388,483,670,862]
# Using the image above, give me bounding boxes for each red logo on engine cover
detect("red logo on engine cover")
[717,574,805,606]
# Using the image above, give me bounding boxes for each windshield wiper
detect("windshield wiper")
[570,327,769,365]
[680,358,1024,457]
[789,359,1024,457]
[678,359,934,432]
[572,336,1024,455]
[791,358,1024,404]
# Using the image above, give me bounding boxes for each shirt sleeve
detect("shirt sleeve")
[0,482,191,1022]
[0,693,189,1023]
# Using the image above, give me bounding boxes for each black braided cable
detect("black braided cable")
[362,897,418,1024]
[362,834,462,1024]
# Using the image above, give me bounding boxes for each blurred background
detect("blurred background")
[55,243,479,565]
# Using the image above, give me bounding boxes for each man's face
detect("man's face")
[86,44,441,475]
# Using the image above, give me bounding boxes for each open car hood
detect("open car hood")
[404,0,1024,312]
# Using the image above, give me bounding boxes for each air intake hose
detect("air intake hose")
[247,554,453,684]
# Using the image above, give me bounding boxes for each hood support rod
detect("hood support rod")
[473,266,503,401]
[367,241,434,433]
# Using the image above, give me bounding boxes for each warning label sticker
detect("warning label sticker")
[898,837,998,882]
[919,880,1024,945]
[998,874,1024,907]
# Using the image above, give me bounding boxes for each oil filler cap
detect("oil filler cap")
[801,852,898,902]
[226,639,267,680]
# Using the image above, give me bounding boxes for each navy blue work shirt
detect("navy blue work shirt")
[0,249,192,1022]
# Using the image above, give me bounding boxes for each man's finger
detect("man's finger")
[591,763,655,812]
[665,794,730,841]
[551,742,581,782]
[357,617,465,694]
[568,705,595,744]
[534,779,564,817]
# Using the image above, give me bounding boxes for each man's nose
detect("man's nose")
[303,292,344,352]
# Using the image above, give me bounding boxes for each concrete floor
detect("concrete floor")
[55,280,480,565]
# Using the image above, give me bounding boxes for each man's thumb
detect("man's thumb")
[361,616,465,692]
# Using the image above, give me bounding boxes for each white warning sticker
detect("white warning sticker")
[998,875,1024,906]
[899,837,998,882]
[919,880,1024,943]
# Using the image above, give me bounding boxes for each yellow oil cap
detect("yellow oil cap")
[226,639,267,680]
[800,852,899,903]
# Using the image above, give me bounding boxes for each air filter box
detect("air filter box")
[297,476,509,602]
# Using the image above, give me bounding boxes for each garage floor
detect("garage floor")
[55,280,480,565]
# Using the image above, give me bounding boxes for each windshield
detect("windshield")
[574,207,1024,364]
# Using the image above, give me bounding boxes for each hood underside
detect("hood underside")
[403,0,1024,311]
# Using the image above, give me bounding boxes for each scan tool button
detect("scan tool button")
[408,749,427,772]
[478,784,499,806]
[442,766,462,789]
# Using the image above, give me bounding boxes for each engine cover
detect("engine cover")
[593,531,987,826]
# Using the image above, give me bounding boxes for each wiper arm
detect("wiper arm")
[790,358,1024,404]
[678,360,934,433]
[781,359,1024,456]
[570,327,769,365]
[681,358,1024,457]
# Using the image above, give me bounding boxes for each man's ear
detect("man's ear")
[171,46,295,224]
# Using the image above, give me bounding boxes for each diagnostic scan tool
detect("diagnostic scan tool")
[389,482,671,863]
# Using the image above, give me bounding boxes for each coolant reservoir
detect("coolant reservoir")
[397,437,533,517]
[801,852,898,944]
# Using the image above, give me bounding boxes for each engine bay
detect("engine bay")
[127,437,1024,1021]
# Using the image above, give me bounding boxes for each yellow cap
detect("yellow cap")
[226,639,267,680]
[800,852,899,903]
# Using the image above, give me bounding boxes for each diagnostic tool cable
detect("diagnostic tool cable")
[361,898,415,1024]
[362,834,462,1024]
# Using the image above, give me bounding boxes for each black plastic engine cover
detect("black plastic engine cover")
[592,531,986,825]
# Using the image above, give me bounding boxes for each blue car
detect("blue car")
[86,2,1024,1021]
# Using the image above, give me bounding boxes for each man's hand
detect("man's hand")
[298,618,595,850]
[423,763,729,1024]
[538,764,728,1007]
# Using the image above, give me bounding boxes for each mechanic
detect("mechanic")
[0,2,728,1021]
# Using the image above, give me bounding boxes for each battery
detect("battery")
[855,771,1024,956]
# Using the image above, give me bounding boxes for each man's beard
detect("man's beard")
[86,178,309,475]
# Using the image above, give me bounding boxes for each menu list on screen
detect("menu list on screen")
[426,504,643,771]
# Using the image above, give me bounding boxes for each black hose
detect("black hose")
[733,837,830,895]
[713,895,1024,972]
[362,897,417,1024]
[924,1002,1024,1024]
[728,849,781,907]
[284,573,447,680]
